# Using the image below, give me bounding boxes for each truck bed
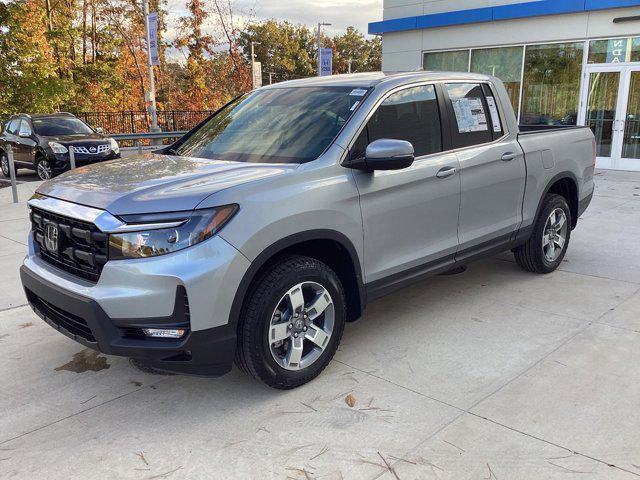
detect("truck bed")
[517,126,595,230]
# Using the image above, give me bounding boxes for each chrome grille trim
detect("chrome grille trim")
[70,144,110,155]
[28,194,187,233]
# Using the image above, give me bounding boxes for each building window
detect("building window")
[424,50,469,72]
[589,37,640,64]
[520,42,584,126]
[470,46,524,114]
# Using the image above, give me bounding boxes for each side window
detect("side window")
[353,85,443,159]
[445,83,493,148]
[7,119,20,135]
[18,120,32,137]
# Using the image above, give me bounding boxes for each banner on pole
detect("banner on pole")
[320,48,333,76]
[147,12,161,66]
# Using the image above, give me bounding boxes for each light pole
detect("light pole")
[317,22,331,76]
[142,0,159,133]
[251,41,261,89]
[348,58,353,74]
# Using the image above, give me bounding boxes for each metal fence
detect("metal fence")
[76,110,215,135]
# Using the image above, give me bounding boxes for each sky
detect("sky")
[233,0,383,36]
[165,0,384,39]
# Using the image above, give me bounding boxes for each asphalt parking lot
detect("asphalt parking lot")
[1,169,640,479]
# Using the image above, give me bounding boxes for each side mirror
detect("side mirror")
[18,131,31,138]
[95,127,104,134]
[346,139,415,171]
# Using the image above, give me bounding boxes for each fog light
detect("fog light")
[142,328,186,339]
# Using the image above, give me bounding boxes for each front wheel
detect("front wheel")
[514,193,572,274]
[35,157,53,180]
[1,151,16,178]
[235,255,346,389]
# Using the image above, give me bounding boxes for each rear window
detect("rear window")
[444,83,493,149]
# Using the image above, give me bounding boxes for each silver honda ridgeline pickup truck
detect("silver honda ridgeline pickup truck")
[21,72,595,388]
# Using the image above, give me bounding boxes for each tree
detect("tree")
[239,21,315,84]
[332,27,381,74]
[0,0,69,116]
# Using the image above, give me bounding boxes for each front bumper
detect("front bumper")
[21,266,236,376]
[21,233,251,376]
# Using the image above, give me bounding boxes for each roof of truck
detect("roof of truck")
[260,71,494,90]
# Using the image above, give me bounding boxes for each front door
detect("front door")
[351,83,461,286]
[580,65,640,171]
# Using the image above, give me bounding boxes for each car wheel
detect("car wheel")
[235,255,346,389]
[514,193,572,274]
[35,157,53,180]
[1,152,15,178]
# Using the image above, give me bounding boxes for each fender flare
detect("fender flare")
[533,171,579,225]
[227,229,366,330]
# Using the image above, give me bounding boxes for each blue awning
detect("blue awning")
[369,0,640,35]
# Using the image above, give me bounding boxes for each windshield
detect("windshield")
[173,86,368,164]
[33,117,94,136]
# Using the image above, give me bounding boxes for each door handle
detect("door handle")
[436,167,457,179]
[501,152,517,162]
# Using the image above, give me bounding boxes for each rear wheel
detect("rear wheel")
[35,157,52,180]
[514,194,572,274]
[235,255,346,389]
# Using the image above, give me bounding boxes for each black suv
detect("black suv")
[0,113,120,180]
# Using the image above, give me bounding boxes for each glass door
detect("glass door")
[580,65,640,171]
[621,69,640,167]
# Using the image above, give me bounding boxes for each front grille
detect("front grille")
[70,144,110,155]
[31,207,108,282]
[26,289,96,343]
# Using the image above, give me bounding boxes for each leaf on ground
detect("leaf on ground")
[345,394,356,408]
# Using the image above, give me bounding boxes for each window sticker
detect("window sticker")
[350,101,361,111]
[486,96,502,133]
[451,97,489,133]
[349,88,368,97]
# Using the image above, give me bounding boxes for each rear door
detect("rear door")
[349,83,461,289]
[442,82,526,256]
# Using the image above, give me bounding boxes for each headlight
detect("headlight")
[108,205,238,260]
[109,138,120,154]
[48,142,68,154]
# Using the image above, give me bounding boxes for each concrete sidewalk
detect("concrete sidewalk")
[1,170,639,479]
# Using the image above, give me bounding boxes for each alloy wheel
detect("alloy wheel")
[268,281,335,371]
[1,154,9,177]
[542,208,568,262]
[37,160,52,180]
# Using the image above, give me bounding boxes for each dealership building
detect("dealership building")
[369,0,640,171]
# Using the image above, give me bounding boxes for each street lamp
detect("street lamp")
[317,22,332,76]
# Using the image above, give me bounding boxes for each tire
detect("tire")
[514,193,572,274]
[235,255,346,389]
[1,151,16,178]
[35,157,53,180]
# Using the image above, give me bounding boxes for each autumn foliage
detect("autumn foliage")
[0,0,381,118]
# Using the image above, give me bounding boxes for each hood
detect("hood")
[37,153,298,215]
[43,133,107,143]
